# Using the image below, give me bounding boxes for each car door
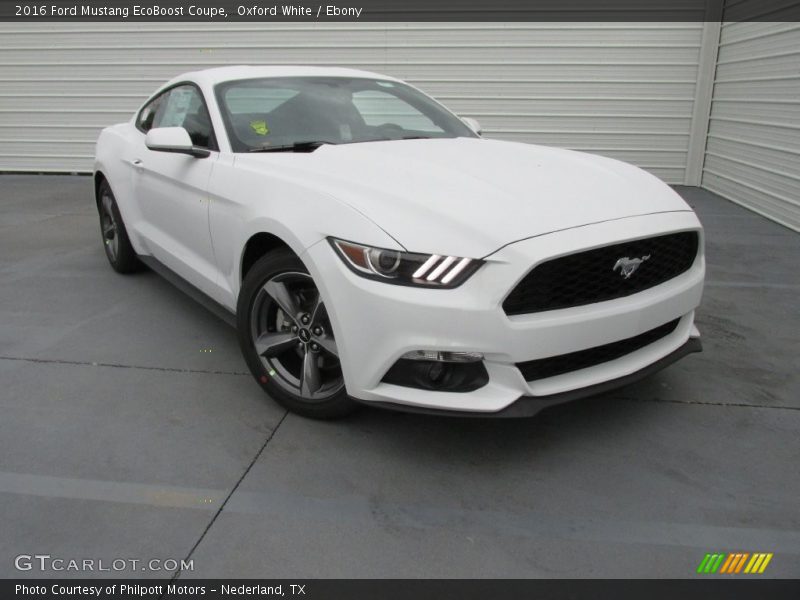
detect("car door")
[131,83,220,296]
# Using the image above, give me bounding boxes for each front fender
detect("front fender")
[94,124,146,253]
[207,158,401,304]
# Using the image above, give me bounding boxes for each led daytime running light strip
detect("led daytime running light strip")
[413,255,473,284]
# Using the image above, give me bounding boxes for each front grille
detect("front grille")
[503,231,699,315]
[517,318,680,382]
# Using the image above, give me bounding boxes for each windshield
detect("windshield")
[214,76,477,152]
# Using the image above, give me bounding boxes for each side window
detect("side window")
[137,85,216,150]
[136,93,166,133]
[158,85,216,149]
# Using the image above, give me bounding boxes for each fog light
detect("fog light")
[400,350,484,363]
[428,361,445,383]
[382,354,489,393]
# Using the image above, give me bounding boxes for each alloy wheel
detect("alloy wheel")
[249,271,344,401]
[100,192,119,262]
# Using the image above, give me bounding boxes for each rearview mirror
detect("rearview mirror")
[145,127,210,158]
[461,117,482,136]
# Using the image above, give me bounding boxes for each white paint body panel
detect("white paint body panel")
[95,66,705,413]
[237,137,692,258]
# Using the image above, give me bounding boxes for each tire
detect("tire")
[237,249,357,419]
[97,180,142,274]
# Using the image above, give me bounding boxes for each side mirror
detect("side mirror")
[145,127,210,158]
[461,117,482,136]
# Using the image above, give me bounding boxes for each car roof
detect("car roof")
[166,65,402,88]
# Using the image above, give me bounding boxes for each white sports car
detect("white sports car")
[94,66,704,419]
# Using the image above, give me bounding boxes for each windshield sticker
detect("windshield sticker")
[250,120,269,136]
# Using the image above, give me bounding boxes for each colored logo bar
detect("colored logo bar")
[697,552,773,574]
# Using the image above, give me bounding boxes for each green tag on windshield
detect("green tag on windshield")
[250,120,269,136]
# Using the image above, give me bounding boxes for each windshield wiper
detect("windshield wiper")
[248,141,333,153]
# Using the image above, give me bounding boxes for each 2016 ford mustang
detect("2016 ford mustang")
[94,66,704,419]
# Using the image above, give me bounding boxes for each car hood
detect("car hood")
[239,137,693,258]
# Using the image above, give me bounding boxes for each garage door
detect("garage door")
[0,22,704,182]
[702,22,800,231]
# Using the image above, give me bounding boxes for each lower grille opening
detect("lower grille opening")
[517,319,681,382]
[382,359,489,393]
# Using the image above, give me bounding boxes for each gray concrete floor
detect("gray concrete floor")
[0,175,798,579]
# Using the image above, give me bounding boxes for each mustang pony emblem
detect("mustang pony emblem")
[613,255,651,279]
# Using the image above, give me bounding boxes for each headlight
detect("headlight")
[329,238,482,288]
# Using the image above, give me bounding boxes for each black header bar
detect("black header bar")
[2,0,800,22]
[5,579,800,600]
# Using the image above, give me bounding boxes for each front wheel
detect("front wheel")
[237,250,357,419]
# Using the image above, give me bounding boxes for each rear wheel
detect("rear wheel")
[97,180,142,274]
[237,250,357,419]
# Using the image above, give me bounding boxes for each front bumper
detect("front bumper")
[359,336,702,417]
[303,211,704,415]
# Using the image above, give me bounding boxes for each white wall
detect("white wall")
[702,22,800,231]
[0,22,705,182]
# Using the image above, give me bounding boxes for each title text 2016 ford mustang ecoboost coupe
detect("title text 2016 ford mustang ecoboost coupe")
[94,66,704,419]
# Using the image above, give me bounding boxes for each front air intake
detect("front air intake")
[516,319,681,382]
[503,231,699,315]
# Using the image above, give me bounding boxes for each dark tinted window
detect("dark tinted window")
[156,85,215,149]
[136,93,166,133]
[137,84,216,150]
